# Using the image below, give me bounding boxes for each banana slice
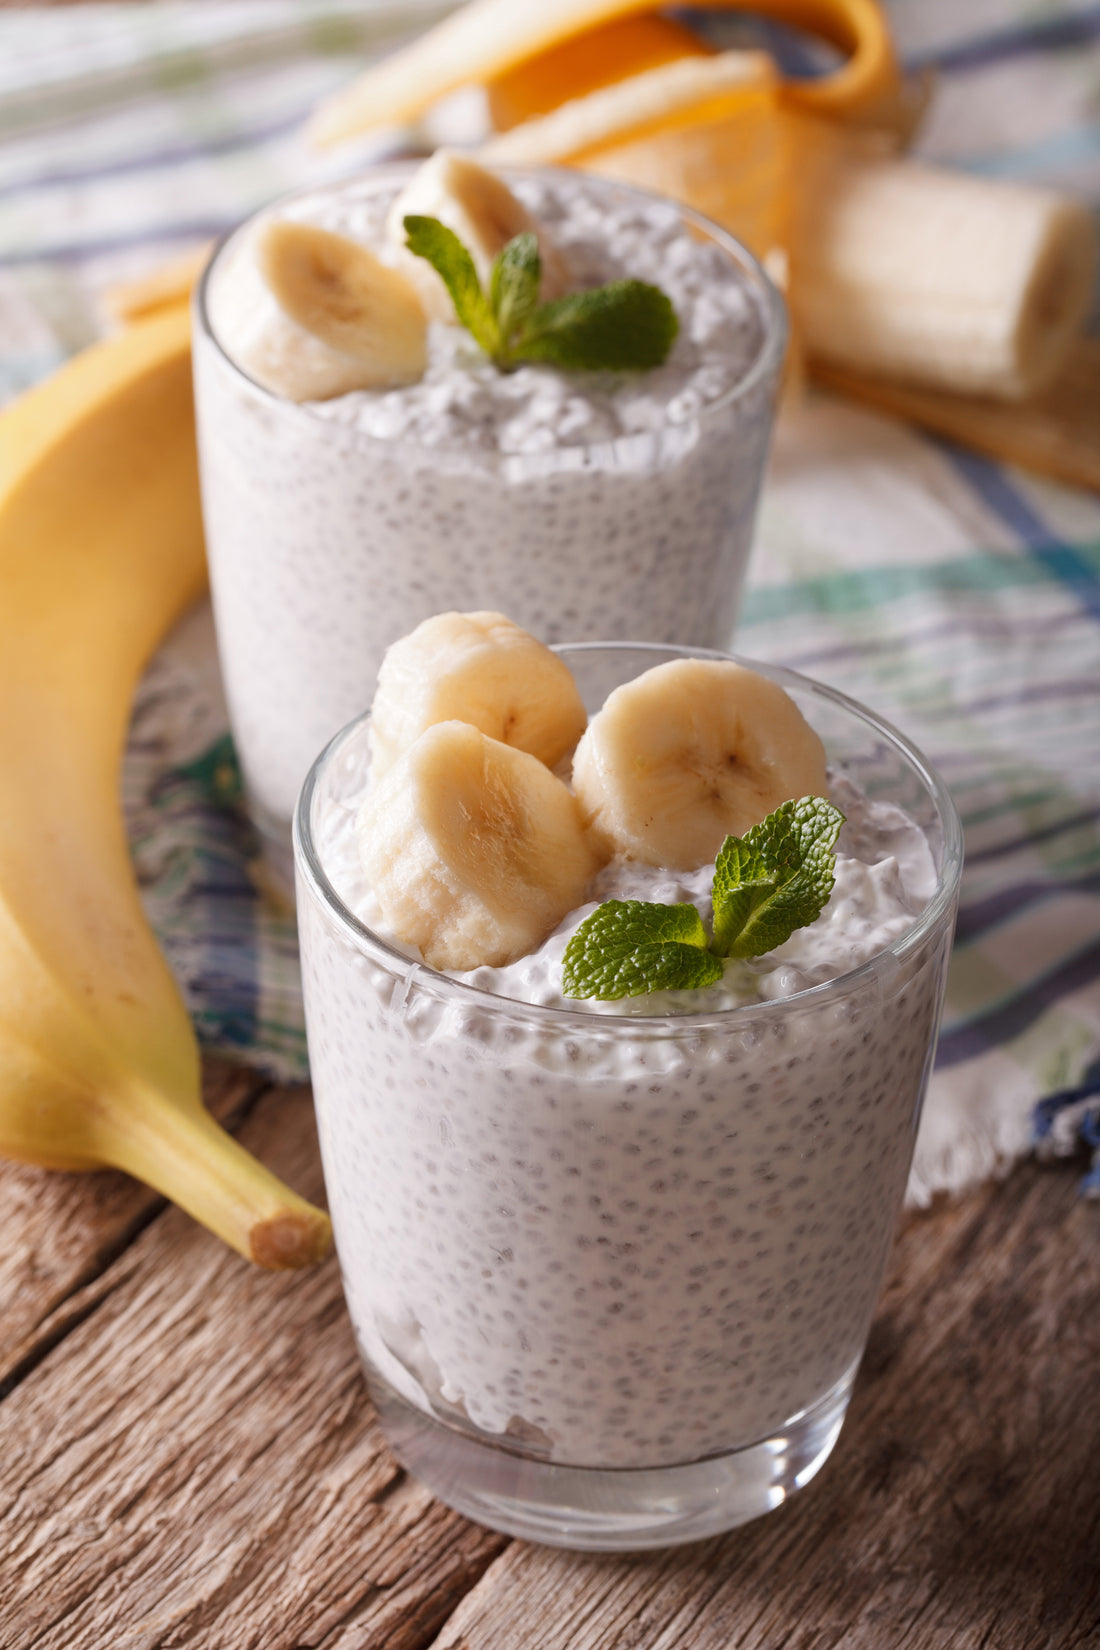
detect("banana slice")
[210,218,428,401]
[357,720,603,970]
[369,610,588,780]
[572,659,828,871]
[386,149,571,322]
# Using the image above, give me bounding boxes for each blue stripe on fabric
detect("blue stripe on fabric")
[0,106,307,197]
[952,129,1100,182]
[936,937,1100,1067]
[904,4,1100,73]
[684,11,836,79]
[151,738,261,1058]
[943,447,1100,626]
[963,806,1100,867]
[953,871,1100,945]
[0,217,239,266]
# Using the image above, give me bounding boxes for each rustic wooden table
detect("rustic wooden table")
[2,1057,1098,1649]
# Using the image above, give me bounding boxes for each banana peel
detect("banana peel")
[482,51,791,262]
[305,0,899,148]
[487,13,716,131]
[486,10,928,143]
[0,307,332,1269]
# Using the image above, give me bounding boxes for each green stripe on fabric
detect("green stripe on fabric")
[305,13,381,54]
[740,546,1100,626]
[959,788,1085,828]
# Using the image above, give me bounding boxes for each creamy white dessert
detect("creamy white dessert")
[295,640,956,1475]
[194,165,784,835]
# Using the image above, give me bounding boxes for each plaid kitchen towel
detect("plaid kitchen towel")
[2,0,1099,1202]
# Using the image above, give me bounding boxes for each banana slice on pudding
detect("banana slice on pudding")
[357,720,603,970]
[572,658,828,871]
[368,611,588,780]
[386,149,571,321]
[213,218,428,401]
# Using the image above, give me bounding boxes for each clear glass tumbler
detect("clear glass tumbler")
[293,644,962,1550]
[193,169,786,889]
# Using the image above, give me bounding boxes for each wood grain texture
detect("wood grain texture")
[1,1075,1097,1650]
[0,1062,265,1395]
[432,1168,1100,1650]
[811,340,1100,495]
[0,1084,505,1650]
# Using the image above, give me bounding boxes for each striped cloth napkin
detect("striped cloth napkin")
[3,0,1099,1202]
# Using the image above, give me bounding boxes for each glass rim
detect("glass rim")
[293,641,964,1035]
[193,161,789,459]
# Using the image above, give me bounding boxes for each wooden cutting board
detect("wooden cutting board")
[813,337,1100,493]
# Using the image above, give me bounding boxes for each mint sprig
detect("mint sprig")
[712,797,846,959]
[404,217,678,373]
[562,796,845,1002]
[561,901,724,1003]
[404,216,497,353]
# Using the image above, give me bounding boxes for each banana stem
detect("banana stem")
[105,1082,332,1269]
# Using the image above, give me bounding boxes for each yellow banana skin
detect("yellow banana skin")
[0,307,332,1269]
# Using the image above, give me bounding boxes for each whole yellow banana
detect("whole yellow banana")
[0,307,331,1268]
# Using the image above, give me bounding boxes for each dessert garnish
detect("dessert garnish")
[561,796,845,1000]
[217,219,429,401]
[386,149,573,320]
[367,610,587,780]
[404,216,679,372]
[571,656,829,871]
[356,719,602,973]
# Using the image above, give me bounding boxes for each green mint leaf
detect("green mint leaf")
[489,231,541,349]
[711,796,845,960]
[404,218,678,375]
[562,900,724,1002]
[403,214,499,355]
[514,279,679,372]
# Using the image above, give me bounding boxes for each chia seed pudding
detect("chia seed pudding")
[293,646,962,1528]
[194,168,786,836]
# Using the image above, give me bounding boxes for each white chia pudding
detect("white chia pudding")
[194,168,785,829]
[296,718,958,1474]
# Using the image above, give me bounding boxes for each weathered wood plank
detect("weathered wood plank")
[0,1085,506,1650]
[0,1061,267,1393]
[2,1076,1097,1650]
[428,1165,1100,1650]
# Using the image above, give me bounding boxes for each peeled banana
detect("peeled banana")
[212,218,428,401]
[357,720,603,970]
[480,49,1098,402]
[386,150,571,320]
[368,610,588,779]
[787,141,1099,400]
[0,308,331,1268]
[571,658,827,870]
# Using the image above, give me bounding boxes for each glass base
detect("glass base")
[366,1361,857,1551]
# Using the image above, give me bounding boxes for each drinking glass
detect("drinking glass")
[193,171,787,890]
[293,643,962,1550]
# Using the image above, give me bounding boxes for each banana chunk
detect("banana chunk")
[572,659,827,871]
[211,218,428,401]
[386,149,571,322]
[357,721,603,970]
[368,610,588,780]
